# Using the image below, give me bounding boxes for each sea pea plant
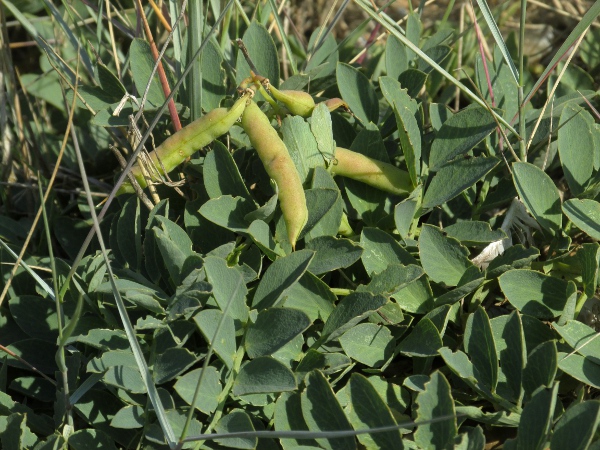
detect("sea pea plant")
[2,0,600,449]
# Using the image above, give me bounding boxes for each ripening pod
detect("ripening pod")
[241,100,308,249]
[118,92,251,195]
[332,147,413,196]
[267,86,316,117]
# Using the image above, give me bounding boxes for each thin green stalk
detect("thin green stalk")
[517,0,527,161]
[37,179,72,429]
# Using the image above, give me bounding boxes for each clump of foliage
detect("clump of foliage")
[1,0,600,449]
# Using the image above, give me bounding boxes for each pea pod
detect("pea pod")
[118,92,251,194]
[241,100,308,249]
[252,73,348,118]
[332,147,413,196]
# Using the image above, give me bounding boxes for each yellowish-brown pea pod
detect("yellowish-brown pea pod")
[332,147,413,196]
[241,100,308,250]
[117,92,251,195]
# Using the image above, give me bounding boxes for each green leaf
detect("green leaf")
[380,76,421,184]
[429,105,497,171]
[558,104,596,195]
[499,269,571,319]
[523,341,557,399]
[361,228,433,314]
[322,292,387,343]
[9,377,55,403]
[454,426,486,450]
[398,68,428,98]
[486,245,540,279]
[347,373,403,449]
[66,328,130,351]
[464,307,498,391]
[360,227,416,275]
[342,127,390,225]
[282,115,324,185]
[339,323,394,367]
[311,103,336,161]
[153,347,197,384]
[153,216,194,286]
[336,62,378,124]
[199,195,256,233]
[359,263,425,296]
[306,236,363,275]
[493,311,526,403]
[550,401,600,450]
[252,250,315,310]
[418,45,452,74]
[558,352,600,388]
[438,348,495,401]
[579,243,600,298]
[515,385,558,450]
[301,370,357,450]
[204,142,252,201]
[246,308,311,358]
[300,189,341,239]
[414,371,457,449]
[394,189,420,241]
[398,318,442,357]
[1,413,38,450]
[405,12,422,61]
[129,39,165,107]
[554,320,600,365]
[423,156,499,209]
[235,22,280,88]
[110,405,145,429]
[305,167,344,240]
[275,391,319,449]
[203,256,249,323]
[5,339,56,374]
[232,356,296,396]
[430,103,453,131]
[104,365,145,394]
[282,272,336,322]
[8,295,58,342]
[174,367,221,414]
[385,34,408,79]
[419,224,475,286]
[444,221,507,246]
[512,162,562,236]
[248,219,286,260]
[563,199,600,240]
[194,308,236,369]
[199,38,227,111]
[115,195,144,271]
[433,275,484,307]
[68,429,117,450]
[214,410,256,449]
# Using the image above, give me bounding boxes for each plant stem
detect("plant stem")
[517,0,528,162]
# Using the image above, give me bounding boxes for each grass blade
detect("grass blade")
[474,0,519,83]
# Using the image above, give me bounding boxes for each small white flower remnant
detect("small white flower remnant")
[471,198,541,269]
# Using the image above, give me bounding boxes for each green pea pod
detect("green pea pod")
[241,100,308,250]
[332,147,413,196]
[268,85,315,117]
[118,93,251,194]
[268,85,349,118]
